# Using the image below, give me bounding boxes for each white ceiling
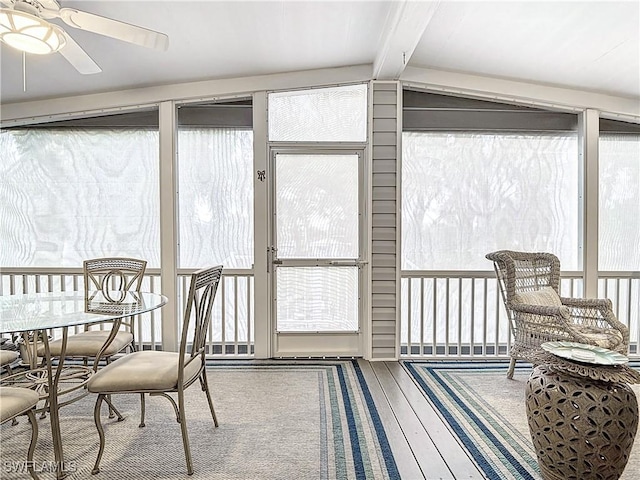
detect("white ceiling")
[1,0,638,106]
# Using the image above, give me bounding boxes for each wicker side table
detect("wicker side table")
[525,352,640,480]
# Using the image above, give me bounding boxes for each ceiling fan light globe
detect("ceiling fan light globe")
[0,8,66,55]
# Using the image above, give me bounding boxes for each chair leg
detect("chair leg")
[25,410,39,480]
[92,394,106,475]
[199,371,218,427]
[506,357,516,379]
[106,394,116,419]
[139,393,146,428]
[39,398,48,420]
[177,389,193,475]
[102,397,124,422]
[32,366,48,420]
[104,358,117,419]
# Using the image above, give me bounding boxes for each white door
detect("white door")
[270,149,365,357]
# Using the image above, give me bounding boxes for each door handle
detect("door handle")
[329,260,369,266]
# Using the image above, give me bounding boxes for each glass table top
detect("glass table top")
[0,291,167,333]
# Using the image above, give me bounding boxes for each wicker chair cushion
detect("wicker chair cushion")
[514,286,563,307]
[574,325,625,349]
[39,331,134,358]
[0,387,40,423]
[87,351,202,393]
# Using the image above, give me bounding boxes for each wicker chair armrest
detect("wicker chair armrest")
[560,296,610,309]
[560,297,629,343]
[511,306,595,345]
[511,303,581,332]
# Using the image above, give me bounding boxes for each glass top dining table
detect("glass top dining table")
[0,290,167,479]
[0,290,167,333]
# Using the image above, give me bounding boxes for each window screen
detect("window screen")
[0,127,160,267]
[268,84,367,142]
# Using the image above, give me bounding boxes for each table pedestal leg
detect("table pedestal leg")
[42,329,68,480]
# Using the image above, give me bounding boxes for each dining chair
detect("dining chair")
[87,265,223,475]
[1,349,19,375]
[486,250,629,378]
[1,349,22,425]
[41,257,147,368]
[0,386,41,479]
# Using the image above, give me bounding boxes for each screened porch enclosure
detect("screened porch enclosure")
[1,85,639,360]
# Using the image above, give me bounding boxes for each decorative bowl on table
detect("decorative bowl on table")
[541,340,628,365]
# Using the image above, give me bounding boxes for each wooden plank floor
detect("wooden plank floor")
[360,360,485,480]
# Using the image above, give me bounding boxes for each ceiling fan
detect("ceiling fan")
[0,0,169,74]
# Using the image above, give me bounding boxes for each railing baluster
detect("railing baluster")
[470,279,476,356]
[419,277,424,356]
[233,276,239,355]
[407,278,416,355]
[458,278,463,356]
[483,277,488,358]
[432,278,437,356]
[247,277,252,355]
[407,277,412,356]
[220,276,227,355]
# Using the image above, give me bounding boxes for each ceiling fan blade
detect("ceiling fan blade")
[58,33,101,75]
[58,8,169,51]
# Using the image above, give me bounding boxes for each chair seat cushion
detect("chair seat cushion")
[87,351,202,394]
[0,387,40,423]
[0,350,19,366]
[39,331,133,357]
[575,325,625,349]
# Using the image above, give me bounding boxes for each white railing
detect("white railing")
[401,270,640,359]
[3,268,635,360]
[178,270,254,356]
[0,267,255,357]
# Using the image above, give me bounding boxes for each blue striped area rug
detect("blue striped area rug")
[1,360,399,480]
[403,361,640,480]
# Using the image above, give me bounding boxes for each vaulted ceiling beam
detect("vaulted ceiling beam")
[373,0,440,80]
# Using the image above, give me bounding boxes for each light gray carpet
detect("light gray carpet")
[405,361,640,480]
[1,361,398,479]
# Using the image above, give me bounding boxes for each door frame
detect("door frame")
[268,146,369,357]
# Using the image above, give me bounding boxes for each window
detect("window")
[0,120,160,267]
[402,132,579,270]
[268,84,367,142]
[177,127,254,268]
[402,91,580,270]
[599,132,640,271]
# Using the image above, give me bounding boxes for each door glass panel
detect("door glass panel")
[276,267,358,332]
[276,154,358,258]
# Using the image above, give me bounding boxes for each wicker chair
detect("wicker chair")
[87,265,223,475]
[486,250,629,378]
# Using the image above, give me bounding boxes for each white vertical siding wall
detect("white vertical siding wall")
[370,81,400,359]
